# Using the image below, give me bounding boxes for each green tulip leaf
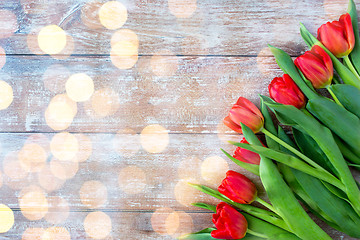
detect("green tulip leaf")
[192,203,216,213]
[178,228,220,240]
[240,124,332,240]
[329,84,360,119]
[348,0,360,75]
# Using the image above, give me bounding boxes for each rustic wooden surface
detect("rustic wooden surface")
[0,0,359,239]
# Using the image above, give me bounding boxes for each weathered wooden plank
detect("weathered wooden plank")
[0,132,265,211]
[0,0,357,56]
[0,210,214,240]
[0,55,282,133]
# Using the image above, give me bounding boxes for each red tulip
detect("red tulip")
[268,74,307,109]
[294,45,333,88]
[317,13,355,58]
[218,170,257,204]
[223,97,264,133]
[233,137,263,165]
[211,202,248,239]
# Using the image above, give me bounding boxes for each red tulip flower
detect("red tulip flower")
[294,45,333,88]
[268,74,307,109]
[223,97,264,133]
[211,202,248,239]
[233,137,263,165]
[317,13,355,58]
[218,170,257,204]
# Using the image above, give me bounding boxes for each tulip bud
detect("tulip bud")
[294,45,333,88]
[223,97,264,133]
[233,137,263,165]
[268,74,307,109]
[218,170,257,204]
[211,202,248,239]
[317,13,355,58]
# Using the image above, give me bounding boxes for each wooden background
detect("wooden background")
[0,0,358,239]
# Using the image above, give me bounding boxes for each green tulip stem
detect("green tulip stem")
[344,55,360,81]
[261,128,329,173]
[255,196,277,214]
[246,229,268,238]
[326,86,345,107]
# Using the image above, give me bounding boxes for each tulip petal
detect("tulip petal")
[223,116,243,133]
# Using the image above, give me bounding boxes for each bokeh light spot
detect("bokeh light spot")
[201,155,229,187]
[140,124,169,153]
[174,178,199,207]
[42,227,71,240]
[81,0,104,29]
[151,207,174,236]
[111,29,139,48]
[168,0,197,18]
[99,1,128,30]
[22,228,45,240]
[18,143,47,172]
[50,132,79,161]
[50,158,79,180]
[37,25,67,54]
[3,151,28,180]
[19,189,48,221]
[110,41,138,69]
[84,211,112,239]
[37,164,65,192]
[80,180,108,209]
[75,134,93,162]
[0,204,14,233]
[0,80,13,110]
[118,166,146,194]
[66,73,94,102]
[45,94,77,131]
[91,87,120,117]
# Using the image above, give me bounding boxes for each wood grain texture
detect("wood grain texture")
[0,55,282,133]
[0,0,358,56]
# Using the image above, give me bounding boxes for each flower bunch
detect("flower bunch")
[182,0,360,239]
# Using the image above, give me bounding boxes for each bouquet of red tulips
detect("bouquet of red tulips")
[182,0,360,239]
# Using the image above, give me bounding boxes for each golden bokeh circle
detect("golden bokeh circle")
[45,94,77,131]
[37,164,65,192]
[151,207,174,236]
[50,35,75,60]
[22,227,45,240]
[19,190,48,221]
[75,134,93,162]
[80,180,108,209]
[0,204,14,233]
[42,227,71,240]
[50,132,79,161]
[201,155,229,187]
[90,87,120,117]
[49,158,79,180]
[140,124,169,153]
[18,143,47,172]
[167,211,193,237]
[168,0,197,18]
[174,178,199,207]
[3,151,28,180]
[84,211,112,239]
[99,1,128,30]
[118,166,147,194]
[37,25,67,54]
[111,29,139,48]
[0,80,13,110]
[66,73,94,102]
[0,10,18,39]
[110,41,138,69]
